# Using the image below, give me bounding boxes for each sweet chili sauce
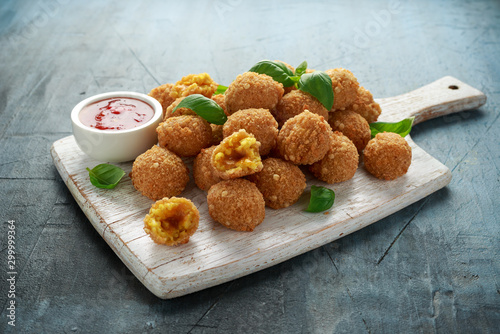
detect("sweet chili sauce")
[79,97,154,130]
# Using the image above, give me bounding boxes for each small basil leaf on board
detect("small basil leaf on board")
[172,94,227,125]
[294,60,308,76]
[249,60,296,87]
[305,185,335,213]
[86,164,125,189]
[297,71,334,111]
[369,117,415,138]
[214,84,227,95]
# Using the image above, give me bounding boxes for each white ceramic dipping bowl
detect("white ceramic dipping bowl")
[71,91,162,162]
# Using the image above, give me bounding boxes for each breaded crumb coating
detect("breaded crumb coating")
[277,111,332,165]
[144,197,199,246]
[131,146,189,200]
[207,179,265,231]
[164,97,197,120]
[225,72,284,115]
[325,68,359,111]
[309,131,359,183]
[212,129,263,179]
[275,90,329,127]
[348,86,382,123]
[211,94,229,116]
[193,146,223,191]
[328,110,371,153]
[247,158,306,209]
[363,132,412,180]
[223,108,278,156]
[169,73,218,99]
[157,115,213,157]
[148,83,176,117]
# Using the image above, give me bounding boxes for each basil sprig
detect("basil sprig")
[298,71,334,111]
[248,60,334,110]
[214,84,227,95]
[305,185,335,213]
[369,117,415,138]
[86,164,125,189]
[172,94,227,125]
[249,60,296,87]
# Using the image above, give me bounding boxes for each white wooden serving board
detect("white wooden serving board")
[51,76,486,299]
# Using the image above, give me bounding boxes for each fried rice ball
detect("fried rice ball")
[223,108,278,156]
[210,123,224,145]
[143,197,199,246]
[325,68,359,111]
[328,110,371,153]
[275,90,329,127]
[309,131,359,183]
[225,72,284,115]
[247,158,306,209]
[207,179,265,231]
[212,93,229,116]
[193,145,223,191]
[348,86,382,123]
[148,83,176,118]
[169,73,218,99]
[363,132,412,180]
[277,110,332,165]
[211,129,263,179]
[131,146,189,200]
[157,115,212,157]
[163,97,197,120]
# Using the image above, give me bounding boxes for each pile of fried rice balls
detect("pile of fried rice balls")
[132,63,412,246]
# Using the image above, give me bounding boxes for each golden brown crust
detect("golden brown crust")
[223,108,278,156]
[131,146,189,200]
[328,110,371,153]
[247,158,306,209]
[143,197,199,246]
[163,97,197,120]
[275,90,329,127]
[148,83,176,118]
[211,129,263,179]
[348,86,382,123]
[363,132,412,180]
[325,68,359,111]
[225,72,284,115]
[211,94,229,116]
[193,146,223,191]
[309,131,359,183]
[277,111,332,165]
[207,179,265,231]
[157,115,213,157]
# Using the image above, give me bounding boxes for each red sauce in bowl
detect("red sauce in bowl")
[79,97,155,131]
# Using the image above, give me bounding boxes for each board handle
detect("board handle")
[375,76,487,125]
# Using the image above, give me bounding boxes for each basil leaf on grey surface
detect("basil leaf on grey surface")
[86,164,125,189]
[294,60,308,76]
[214,84,227,95]
[172,94,227,125]
[305,185,335,213]
[369,117,415,138]
[249,60,296,87]
[297,71,334,111]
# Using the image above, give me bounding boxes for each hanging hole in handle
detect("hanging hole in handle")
[449,85,459,90]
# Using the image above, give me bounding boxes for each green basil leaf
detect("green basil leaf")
[295,60,308,76]
[214,84,227,95]
[297,71,334,111]
[86,164,125,189]
[305,185,335,213]
[172,94,227,125]
[369,117,415,138]
[249,60,295,87]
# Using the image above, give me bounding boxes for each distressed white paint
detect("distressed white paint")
[51,76,485,299]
